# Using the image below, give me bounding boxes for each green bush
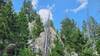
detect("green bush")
[18,47,35,56]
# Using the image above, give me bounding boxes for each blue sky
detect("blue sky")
[12,0,100,30]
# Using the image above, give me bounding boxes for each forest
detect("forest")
[0,0,100,56]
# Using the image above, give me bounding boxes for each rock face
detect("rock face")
[28,27,56,54]
[35,27,56,53]
[35,31,46,52]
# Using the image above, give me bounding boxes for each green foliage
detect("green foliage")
[81,47,94,56]
[82,20,87,33]
[0,0,100,56]
[80,17,99,56]
[61,18,75,37]
[60,17,98,56]
[0,0,42,56]
[32,15,44,39]
[18,47,35,56]
[61,18,83,53]
[50,35,64,56]
[96,40,100,54]
[0,0,11,42]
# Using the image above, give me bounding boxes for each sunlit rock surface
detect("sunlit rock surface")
[28,27,56,54]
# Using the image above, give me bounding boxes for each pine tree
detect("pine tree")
[0,0,14,45]
[96,24,100,55]
[0,0,19,56]
[81,17,99,56]
[31,14,44,40]
[49,33,65,56]
[0,0,8,56]
[18,0,43,56]
[60,18,86,56]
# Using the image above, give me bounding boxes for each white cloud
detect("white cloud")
[71,0,88,13]
[47,4,55,10]
[65,9,69,13]
[32,0,38,9]
[38,9,53,25]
